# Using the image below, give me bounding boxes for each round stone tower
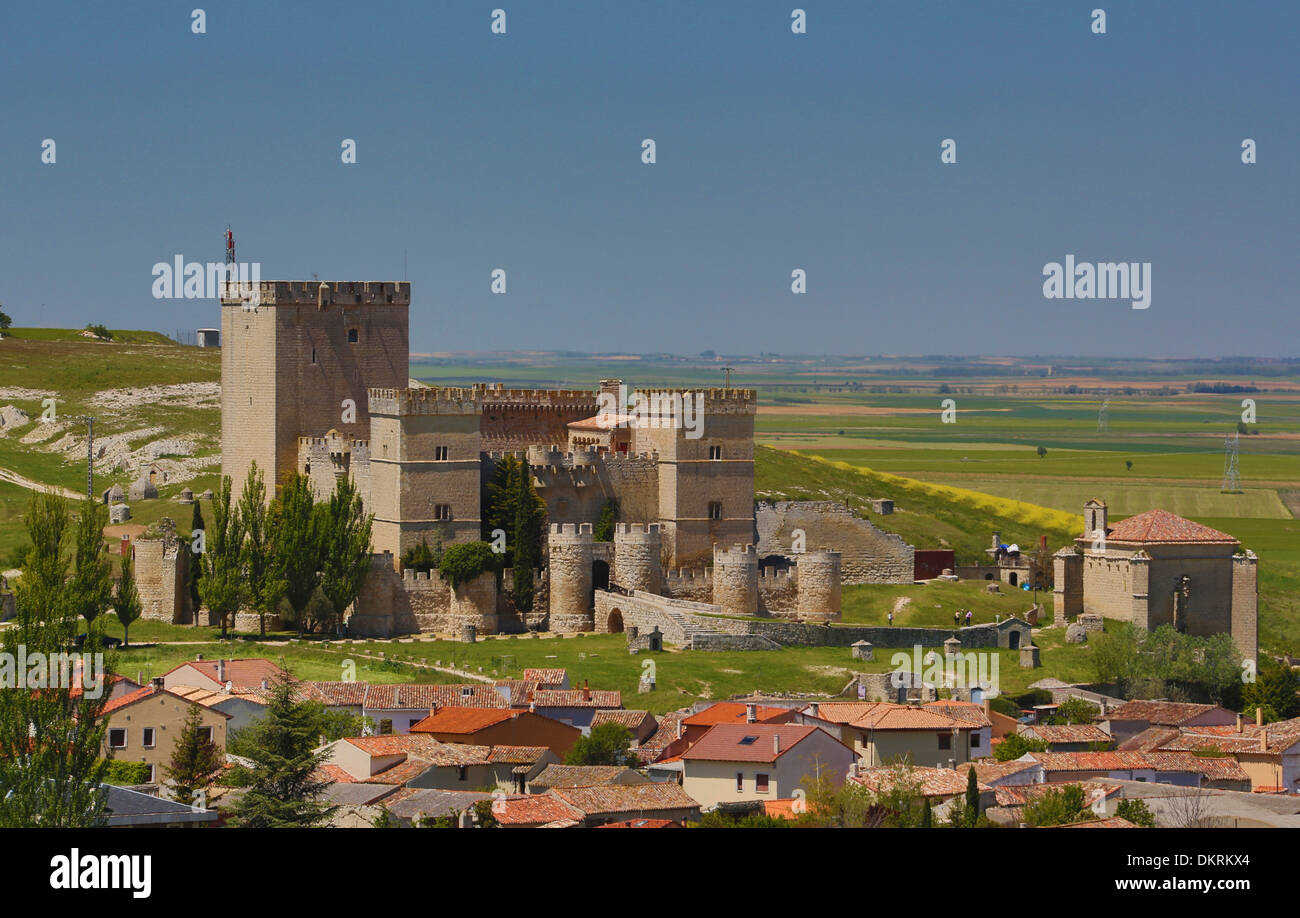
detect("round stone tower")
[797,550,842,622]
[713,543,759,617]
[548,522,594,631]
[614,522,664,594]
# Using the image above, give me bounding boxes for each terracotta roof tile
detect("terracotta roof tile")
[530,689,622,709]
[681,724,834,763]
[1096,509,1237,544]
[409,706,520,734]
[685,702,794,726]
[854,766,988,798]
[1108,700,1228,726]
[549,782,700,818]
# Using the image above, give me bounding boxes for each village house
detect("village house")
[680,723,856,809]
[1017,722,1114,752]
[1100,700,1237,745]
[1155,713,1300,794]
[528,764,649,793]
[99,679,230,785]
[526,686,623,731]
[590,709,659,746]
[796,701,980,768]
[161,657,289,694]
[852,764,994,819]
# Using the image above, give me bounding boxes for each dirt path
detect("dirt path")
[0,466,81,499]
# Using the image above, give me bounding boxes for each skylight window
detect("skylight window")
[739,735,759,745]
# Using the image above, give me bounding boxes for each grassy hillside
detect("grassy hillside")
[755,445,1080,562]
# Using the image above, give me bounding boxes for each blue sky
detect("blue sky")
[1,1,1295,357]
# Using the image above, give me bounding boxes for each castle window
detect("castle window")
[708,501,722,520]
[434,504,452,521]
[709,445,722,461]
[434,446,449,461]
[311,347,316,364]
[347,328,359,344]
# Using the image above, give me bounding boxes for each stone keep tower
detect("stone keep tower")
[797,550,842,622]
[367,386,484,561]
[549,522,594,631]
[613,522,664,594]
[220,280,409,502]
[630,388,757,567]
[713,543,759,617]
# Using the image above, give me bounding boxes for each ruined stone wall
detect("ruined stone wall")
[1053,548,1083,624]
[755,501,913,584]
[1231,552,1258,662]
[133,538,190,624]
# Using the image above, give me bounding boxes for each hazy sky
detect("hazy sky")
[2,1,1295,357]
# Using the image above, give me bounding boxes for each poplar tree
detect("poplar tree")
[315,477,372,633]
[113,553,142,646]
[238,462,284,637]
[200,475,244,638]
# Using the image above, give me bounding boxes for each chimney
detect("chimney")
[1260,729,1269,753]
[582,680,590,702]
[982,699,990,715]
[261,678,268,691]
[150,677,164,693]
[1257,706,1264,728]
[529,701,536,713]
[1236,713,1244,734]
[773,734,781,756]
[948,758,956,770]
[746,702,757,723]
[217,659,226,684]
[676,718,684,739]
[195,653,204,662]
[809,702,820,718]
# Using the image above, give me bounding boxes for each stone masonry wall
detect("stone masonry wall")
[756,501,913,584]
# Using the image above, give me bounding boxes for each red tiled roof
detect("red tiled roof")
[852,704,974,731]
[1024,723,1112,745]
[1098,509,1237,544]
[410,706,520,734]
[681,724,836,764]
[1117,727,1182,752]
[530,765,642,788]
[521,668,567,686]
[305,681,369,706]
[162,658,290,691]
[1108,700,1229,726]
[100,685,232,719]
[365,683,509,710]
[591,709,654,731]
[1057,816,1138,828]
[486,745,550,765]
[995,780,1121,807]
[685,702,793,727]
[854,766,988,798]
[493,793,583,826]
[955,760,1041,784]
[531,689,621,709]
[635,712,684,764]
[922,700,992,728]
[549,782,700,817]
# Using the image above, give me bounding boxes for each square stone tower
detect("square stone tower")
[220,280,409,500]
[631,387,756,567]
[367,385,485,560]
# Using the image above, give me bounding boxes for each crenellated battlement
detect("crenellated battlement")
[616,522,661,538]
[483,385,598,407]
[368,386,484,416]
[550,522,595,539]
[220,280,410,307]
[634,386,757,415]
[715,543,758,559]
[665,566,713,585]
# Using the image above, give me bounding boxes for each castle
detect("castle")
[218,280,843,637]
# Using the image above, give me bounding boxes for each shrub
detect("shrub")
[438,541,502,589]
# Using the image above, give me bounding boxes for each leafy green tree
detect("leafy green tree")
[68,497,112,635]
[0,492,112,827]
[200,475,244,638]
[1023,784,1095,827]
[226,675,336,827]
[800,761,924,828]
[1116,797,1156,828]
[0,306,11,330]
[315,476,372,633]
[112,553,143,646]
[439,541,502,589]
[239,462,285,637]
[1036,446,1047,459]
[164,704,223,804]
[565,722,638,766]
[994,733,1049,762]
[402,536,440,573]
[1243,657,1300,722]
[594,499,619,542]
[692,809,791,828]
[1050,697,1100,725]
